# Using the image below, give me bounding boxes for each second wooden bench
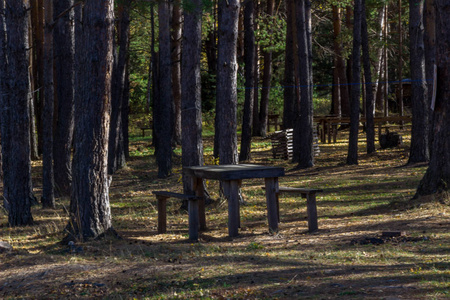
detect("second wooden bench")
[152,191,201,241]
[276,187,323,233]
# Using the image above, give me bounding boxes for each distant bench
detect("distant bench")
[264,186,323,233]
[152,191,200,241]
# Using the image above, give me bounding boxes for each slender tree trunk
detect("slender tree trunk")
[181,0,204,191]
[28,5,39,161]
[252,0,260,136]
[258,0,274,137]
[293,0,314,168]
[361,0,375,154]
[374,7,386,113]
[1,0,35,226]
[283,0,296,129]
[416,0,450,197]
[122,57,130,159]
[171,2,182,145]
[53,0,75,197]
[68,0,115,241]
[216,0,240,165]
[41,0,55,208]
[30,0,44,158]
[383,4,389,117]
[408,0,429,164]
[239,0,255,162]
[155,0,173,177]
[108,1,130,175]
[398,0,404,119]
[347,0,362,165]
[424,0,435,150]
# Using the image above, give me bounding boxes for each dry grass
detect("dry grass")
[0,125,449,299]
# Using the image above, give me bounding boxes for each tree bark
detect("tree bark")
[283,0,296,129]
[171,2,182,145]
[41,0,55,208]
[53,0,75,197]
[408,0,429,164]
[293,0,314,168]
[416,0,450,198]
[361,0,375,154]
[239,0,255,162]
[1,0,35,226]
[424,0,435,150]
[347,0,362,165]
[155,0,173,177]
[68,0,115,241]
[181,0,204,191]
[108,1,130,175]
[216,0,240,165]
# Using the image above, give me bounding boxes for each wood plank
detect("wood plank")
[277,187,323,194]
[184,164,285,181]
[265,177,279,234]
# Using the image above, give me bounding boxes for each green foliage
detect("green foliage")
[255,13,286,53]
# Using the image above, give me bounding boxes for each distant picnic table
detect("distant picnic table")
[314,115,412,144]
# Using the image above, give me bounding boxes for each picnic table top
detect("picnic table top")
[183,164,285,181]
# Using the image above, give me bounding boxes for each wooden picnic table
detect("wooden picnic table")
[183,164,285,238]
[314,115,412,143]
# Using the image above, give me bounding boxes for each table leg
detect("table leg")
[223,180,240,237]
[264,177,279,234]
[194,177,206,231]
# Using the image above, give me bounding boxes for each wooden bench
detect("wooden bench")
[275,187,323,233]
[140,127,151,137]
[152,191,201,241]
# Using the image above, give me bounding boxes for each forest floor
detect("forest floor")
[0,122,449,299]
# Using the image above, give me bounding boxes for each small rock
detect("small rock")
[0,241,13,253]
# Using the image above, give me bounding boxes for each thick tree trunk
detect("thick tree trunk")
[283,0,296,129]
[108,1,130,175]
[408,0,430,164]
[416,0,450,198]
[361,0,375,154]
[239,0,255,162]
[293,0,314,168]
[216,0,240,165]
[53,0,75,197]
[41,0,55,208]
[68,0,114,241]
[155,0,173,177]
[347,0,362,165]
[171,2,182,145]
[181,0,204,191]
[1,0,35,226]
[252,1,260,136]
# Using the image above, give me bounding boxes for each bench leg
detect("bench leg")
[305,192,318,233]
[265,177,279,234]
[156,196,168,234]
[188,199,199,241]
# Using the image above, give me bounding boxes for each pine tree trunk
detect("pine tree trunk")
[416,0,450,198]
[408,0,430,164]
[68,0,114,241]
[155,0,173,177]
[171,2,182,145]
[216,0,240,165]
[239,0,255,162]
[53,0,75,197]
[181,0,204,190]
[108,1,130,175]
[41,0,55,208]
[361,0,375,154]
[283,0,296,129]
[293,0,314,168]
[347,0,362,165]
[1,0,35,226]
[257,0,274,137]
